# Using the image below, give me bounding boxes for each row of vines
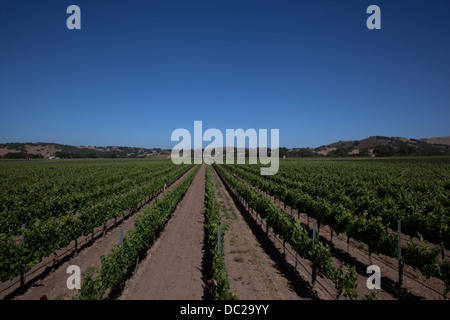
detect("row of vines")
[80,165,200,299]
[214,164,359,300]
[220,159,450,299]
[0,159,193,281]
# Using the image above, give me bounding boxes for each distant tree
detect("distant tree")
[288,148,317,157]
[279,147,289,158]
[373,145,395,157]
[4,152,42,159]
[4,152,26,159]
[358,148,370,157]
[398,145,416,156]
[55,151,67,158]
[374,136,390,140]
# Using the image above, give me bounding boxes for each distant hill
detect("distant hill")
[285,136,450,158]
[0,142,170,159]
[1,136,449,159]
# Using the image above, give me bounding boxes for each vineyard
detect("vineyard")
[0,157,449,300]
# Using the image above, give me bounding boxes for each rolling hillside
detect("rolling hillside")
[0,142,170,159]
[1,136,449,159]
[287,136,450,157]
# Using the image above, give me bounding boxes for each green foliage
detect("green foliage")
[218,157,450,298]
[373,145,397,157]
[332,263,358,300]
[79,267,103,300]
[365,291,379,300]
[3,152,43,159]
[0,159,192,281]
[205,166,233,300]
[79,165,200,299]
[403,236,440,278]
[215,164,358,298]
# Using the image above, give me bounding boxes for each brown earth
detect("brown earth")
[420,136,450,146]
[0,167,194,300]
[0,145,60,158]
[3,161,447,301]
[119,164,207,300]
[209,166,313,300]
[223,168,448,300]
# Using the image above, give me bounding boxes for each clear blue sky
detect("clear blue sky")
[1,0,449,149]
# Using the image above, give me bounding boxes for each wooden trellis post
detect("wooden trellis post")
[398,220,403,287]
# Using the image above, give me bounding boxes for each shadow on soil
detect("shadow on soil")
[200,220,218,300]
[214,166,320,300]
[304,225,423,300]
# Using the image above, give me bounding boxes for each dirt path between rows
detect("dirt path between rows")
[224,168,446,300]
[263,195,446,300]
[119,164,207,300]
[2,166,194,300]
[210,166,317,300]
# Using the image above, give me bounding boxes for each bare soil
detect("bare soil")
[210,166,322,300]
[119,164,207,300]
[3,161,446,301]
[420,136,450,146]
[275,201,447,300]
[0,167,194,300]
[223,168,447,300]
